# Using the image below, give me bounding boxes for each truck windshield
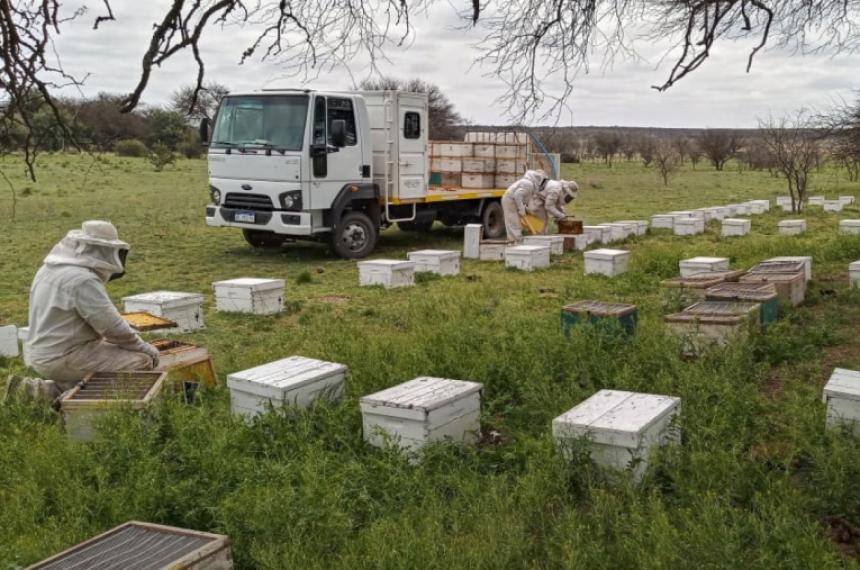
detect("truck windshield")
[211,95,309,151]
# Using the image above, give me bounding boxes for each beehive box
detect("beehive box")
[661,273,731,301]
[597,223,626,243]
[839,196,855,205]
[495,159,527,173]
[60,371,167,441]
[850,261,860,288]
[152,339,217,389]
[582,225,611,244]
[779,202,795,212]
[472,144,497,158]
[839,220,860,235]
[212,278,285,315]
[227,356,347,418]
[692,208,715,222]
[716,206,734,219]
[651,214,675,229]
[432,142,473,157]
[523,234,565,255]
[479,240,508,261]
[17,326,28,360]
[494,144,527,159]
[552,389,681,482]
[461,173,495,189]
[673,217,705,236]
[584,249,630,277]
[722,218,751,237]
[430,157,462,172]
[565,234,589,251]
[776,196,792,206]
[823,200,844,212]
[823,368,860,436]
[749,199,770,213]
[0,324,18,358]
[504,245,551,271]
[122,291,205,332]
[357,260,415,288]
[463,223,482,259]
[778,220,806,236]
[740,271,805,306]
[808,195,826,206]
[561,301,637,337]
[679,256,730,277]
[430,172,461,187]
[764,256,813,282]
[494,173,517,188]
[611,221,641,238]
[407,249,461,276]
[360,376,483,452]
[28,521,233,570]
[461,158,495,173]
[664,301,761,353]
[705,282,779,324]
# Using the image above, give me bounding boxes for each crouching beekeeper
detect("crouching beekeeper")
[24,221,160,391]
[533,179,579,232]
[501,169,548,242]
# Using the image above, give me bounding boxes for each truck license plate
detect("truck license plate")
[235,210,256,223]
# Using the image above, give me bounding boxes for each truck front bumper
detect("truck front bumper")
[205,206,315,236]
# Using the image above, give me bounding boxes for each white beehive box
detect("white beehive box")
[840,220,860,235]
[776,196,792,206]
[808,195,825,206]
[765,256,813,282]
[747,201,767,215]
[679,257,730,277]
[850,261,860,288]
[495,159,526,173]
[360,376,483,452]
[463,224,482,259]
[461,158,495,173]
[693,208,716,222]
[479,240,508,261]
[670,210,701,220]
[472,144,496,158]
[0,324,18,358]
[597,223,626,243]
[673,217,705,236]
[584,249,630,277]
[430,157,462,172]
[122,291,205,332]
[28,521,234,570]
[750,199,771,212]
[407,249,461,276]
[611,221,639,238]
[823,200,844,212]
[778,220,806,236]
[552,389,681,481]
[212,278,284,315]
[434,142,473,157]
[583,225,611,244]
[722,218,751,237]
[504,245,551,271]
[357,260,415,289]
[651,214,675,229]
[523,234,565,255]
[715,206,734,219]
[734,203,752,215]
[495,173,517,188]
[227,356,347,417]
[570,234,589,251]
[495,144,526,159]
[839,196,855,205]
[823,368,860,436]
[461,173,495,189]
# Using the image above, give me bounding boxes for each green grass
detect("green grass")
[1,154,860,568]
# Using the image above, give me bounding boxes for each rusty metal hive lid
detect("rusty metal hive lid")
[562,300,637,316]
[705,282,778,301]
[681,301,760,316]
[749,260,805,274]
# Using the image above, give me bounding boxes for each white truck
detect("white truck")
[201,89,555,258]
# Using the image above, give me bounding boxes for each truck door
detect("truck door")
[310,95,364,209]
[397,95,428,200]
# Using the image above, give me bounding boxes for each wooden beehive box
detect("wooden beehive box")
[597,223,626,242]
[778,220,806,236]
[764,256,812,282]
[504,245,551,271]
[616,220,648,236]
[841,220,860,235]
[721,218,751,237]
[461,158,495,173]
[664,301,761,354]
[227,356,347,418]
[152,339,217,389]
[0,324,18,358]
[660,273,731,301]
[823,200,844,212]
[582,225,611,244]
[673,217,705,236]
[747,200,768,215]
[705,282,779,324]
[463,224,482,259]
[823,368,860,436]
[742,261,806,306]
[679,256,730,277]
[360,376,483,452]
[584,249,630,277]
[479,240,508,261]
[850,261,860,288]
[430,157,462,172]
[28,520,233,569]
[650,214,675,229]
[561,234,589,252]
[60,371,167,441]
[122,291,205,332]
[407,249,461,276]
[523,234,565,255]
[494,173,517,188]
[561,301,637,337]
[733,203,752,215]
[212,278,285,315]
[461,173,495,189]
[552,389,681,482]
[357,260,415,289]
[808,195,826,206]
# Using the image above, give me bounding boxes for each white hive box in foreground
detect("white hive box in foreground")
[823,368,860,436]
[778,220,806,236]
[28,520,233,570]
[0,324,18,358]
[505,245,551,271]
[552,389,681,481]
[523,234,565,255]
[122,291,205,332]
[227,356,347,417]
[808,195,826,206]
[679,257,730,277]
[407,249,461,276]
[463,223,482,259]
[360,377,483,451]
[722,218,751,237]
[357,259,415,289]
[851,261,860,288]
[673,217,705,236]
[212,278,284,315]
[840,220,860,235]
[584,249,630,277]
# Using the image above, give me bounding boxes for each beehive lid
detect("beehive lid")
[360,376,483,420]
[408,249,460,259]
[212,277,285,292]
[226,356,346,398]
[121,311,177,332]
[661,275,726,290]
[824,368,860,402]
[682,256,728,265]
[357,259,415,270]
[750,260,805,274]
[506,245,549,254]
[61,371,166,408]
[585,248,629,260]
[778,220,805,226]
[562,300,637,317]
[553,389,679,449]
[705,282,778,302]
[480,239,511,245]
[674,217,701,224]
[682,301,760,316]
[122,291,204,309]
[151,338,199,355]
[683,270,746,282]
[29,520,228,570]
[840,219,860,225]
[741,272,803,284]
[850,261,860,271]
[724,218,749,224]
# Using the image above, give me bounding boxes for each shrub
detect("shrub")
[148,144,176,172]
[114,139,149,157]
[179,141,204,159]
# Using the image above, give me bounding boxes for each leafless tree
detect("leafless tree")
[672,137,690,163]
[759,112,821,213]
[637,136,657,167]
[688,140,703,169]
[821,94,860,182]
[172,82,230,122]
[653,140,681,185]
[593,131,624,167]
[699,130,739,171]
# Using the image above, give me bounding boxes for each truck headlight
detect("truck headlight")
[279,190,302,211]
[210,185,222,205]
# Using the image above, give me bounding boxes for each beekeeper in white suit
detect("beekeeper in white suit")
[24,221,160,391]
[532,179,578,232]
[501,169,548,242]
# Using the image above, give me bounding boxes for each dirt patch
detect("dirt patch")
[318,295,350,305]
[765,367,786,400]
[821,516,860,559]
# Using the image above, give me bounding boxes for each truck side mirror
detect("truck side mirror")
[330,119,346,148]
[199,117,210,145]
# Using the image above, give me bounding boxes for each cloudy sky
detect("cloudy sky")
[52,2,858,128]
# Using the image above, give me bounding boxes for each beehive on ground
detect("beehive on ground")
[227,356,347,418]
[523,235,565,255]
[357,260,415,288]
[749,199,770,213]
[660,273,733,301]
[152,339,218,390]
[212,278,285,315]
[722,218,751,237]
[582,225,611,244]
[673,217,705,236]
[584,249,630,277]
[552,389,681,482]
[597,223,626,242]
[0,324,18,358]
[741,261,806,306]
[778,220,806,236]
[839,196,855,205]
[28,521,233,570]
[839,220,860,235]
[850,261,860,288]
[561,234,589,252]
[407,249,461,276]
[463,224,482,259]
[808,195,826,206]
[60,371,167,441]
[122,291,205,332]
[733,203,752,215]
[479,240,508,261]
[764,256,812,282]
[650,214,675,229]
[560,301,637,337]
[823,368,860,436]
[705,282,779,324]
[360,377,483,452]
[823,200,844,212]
[664,301,761,354]
[679,256,730,277]
[505,245,551,271]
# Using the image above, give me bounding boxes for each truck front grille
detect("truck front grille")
[224,193,275,211]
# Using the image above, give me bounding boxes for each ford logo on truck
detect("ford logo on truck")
[241,184,253,191]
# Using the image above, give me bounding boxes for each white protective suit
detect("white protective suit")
[501,170,548,242]
[25,221,160,390]
[531,180,579,232]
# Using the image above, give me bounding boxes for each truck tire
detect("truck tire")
[332,211,378,259]
[481,200,505,239]
[397,218,434,232]
[243,229,287,248]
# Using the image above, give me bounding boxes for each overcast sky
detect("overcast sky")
[52,2,858,129]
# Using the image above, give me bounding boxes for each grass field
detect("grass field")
[1,154,860,568]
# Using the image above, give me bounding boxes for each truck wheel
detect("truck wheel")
[243,229,287,248]
[397,218,434,232]
[332,211,378,259]
[481,200,505,239]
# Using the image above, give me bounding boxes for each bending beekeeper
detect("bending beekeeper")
[501,169,548,242]
[533,179,579,233]
[24,221,160,392]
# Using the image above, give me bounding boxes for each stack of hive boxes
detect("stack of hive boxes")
[430,132,530,190]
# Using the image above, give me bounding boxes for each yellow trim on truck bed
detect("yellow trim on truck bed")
[385,187,506,205]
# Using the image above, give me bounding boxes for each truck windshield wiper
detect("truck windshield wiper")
[212,141,237,146]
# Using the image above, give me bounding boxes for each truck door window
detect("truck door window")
[327,98,357,146]
[404,112,420,139]
[312,96,327,178]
